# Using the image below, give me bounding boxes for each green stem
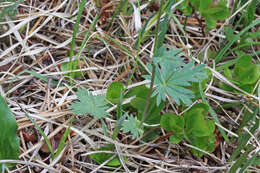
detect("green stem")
[69,0,87,85]
[141,0,164,125]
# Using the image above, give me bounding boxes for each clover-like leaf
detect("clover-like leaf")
[177,0,229,30]
[183,103,216,157]
[160,113,184,133]
[184,103,214,137]
[70,88,109,119]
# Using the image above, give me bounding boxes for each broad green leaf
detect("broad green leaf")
[89,144,125,167]
[184,103,213,137]
[234,54,260,85]
[106,82,124,104]
[190,0,201,9]
[169,134,183,144]
[160,113,184,133]
[188,134,216,158]
[125,85,148,98]
[70,88,109,118]
[177,0,229,30]
[129,86,164,125]
[198,0,212,11]
[223,67,233,81]
[0,95,20,169]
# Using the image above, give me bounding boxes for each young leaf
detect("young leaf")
[160,113,184,133]
[184,103,216,157]
[70,88,109,118]
[106,82,124,104]
[0,95,20,169]
[234,54,260,85]
[121,114,143,139]
[184,103,214,137]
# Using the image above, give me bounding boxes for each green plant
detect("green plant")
[177,0,229,31]
[160,103,216,157]
[227,107,259,173]
[69,88,142,166]
[143,46,208,106]
[67,0,224,167]
[0,95,20,170]
[220,54,260,93]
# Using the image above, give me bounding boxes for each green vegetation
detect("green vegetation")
[0,95,19,170]
[0,0,259,172]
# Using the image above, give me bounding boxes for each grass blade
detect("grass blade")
[53,116,74,159]
[18,104,54,158]
[215,19,260,63]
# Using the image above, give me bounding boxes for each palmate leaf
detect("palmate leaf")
[144,47,207,106]
[70,88,109,119]
[121,113,143,139]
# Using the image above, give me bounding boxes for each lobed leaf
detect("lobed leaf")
[70,88,109,119]
[121,113,143,139]
[144,51,208,106]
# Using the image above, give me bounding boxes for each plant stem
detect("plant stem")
[141,0,164,125]
[69,0,87,85]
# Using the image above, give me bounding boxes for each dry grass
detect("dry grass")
[0,0,260,172]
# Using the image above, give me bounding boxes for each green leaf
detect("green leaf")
[191,68,212,100]
[183,103,216,157]
[89,144,124,167]
[178,0,229,30]
[131,97,164,125]
[106,82,124,104]
[184,103,214,137]
[160,113,184,133]
[125,85,148,98]
[215,19,260,63]
[169,134,183,144]
[129,85,164,125]
[0,95,20,169]
[188,134,216,158]
[234,54,260,85]
[177,0,192,15]
[121,114,143,139]
[143,47,207,106]
[70,88,109,118]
